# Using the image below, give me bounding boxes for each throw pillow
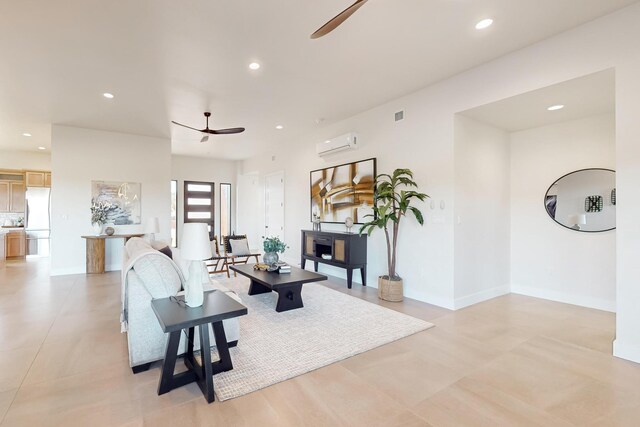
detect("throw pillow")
[150,240,172,259]
[230,238,251,256]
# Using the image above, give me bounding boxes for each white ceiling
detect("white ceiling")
[0,0,635,159]
[460,69,615,132]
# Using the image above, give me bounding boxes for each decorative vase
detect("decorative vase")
[93,223,103,236]
[263,251,279,266]
[105,226,115,236]
[378,276,403,302]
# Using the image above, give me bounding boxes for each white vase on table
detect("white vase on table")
[93,223,103,236]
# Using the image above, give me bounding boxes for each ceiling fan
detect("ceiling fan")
[171,112,245,143]
[311,0,368,39]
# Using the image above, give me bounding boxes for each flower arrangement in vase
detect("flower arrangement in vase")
[90,201,115,235]
[262,236,288,266]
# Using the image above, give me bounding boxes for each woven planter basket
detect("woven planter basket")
[378,276,403,302]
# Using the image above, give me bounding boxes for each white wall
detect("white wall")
[238,4,640,362]
[453,115,511,309]
[510,114,616,311]
[50,125,171,275]
[240,106,454,307]
[0,149,51,170]
[171,155,238,246]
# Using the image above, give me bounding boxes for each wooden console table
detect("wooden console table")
[81,234,144,274]
[300,229,367,288]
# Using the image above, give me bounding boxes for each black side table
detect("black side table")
[151,290,247,403]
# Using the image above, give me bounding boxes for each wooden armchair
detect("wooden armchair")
[222,234,261,276]
[205,234,230,278]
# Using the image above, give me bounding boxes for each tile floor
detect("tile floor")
[0,258,638,426]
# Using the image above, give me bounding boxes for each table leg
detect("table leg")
[361,266,367,286]
[158,331,184,395]
[248,279,272,295]
[211,321,233,373]
[346,268,353,289]
[275,284,304,312]
[197,324,215,403]
[314,261,318,272]
[85,238,105,274]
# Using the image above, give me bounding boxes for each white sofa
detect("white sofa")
[121,238,241,373]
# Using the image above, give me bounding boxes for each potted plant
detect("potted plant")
[262,236,288,266]
[360,168,429,302]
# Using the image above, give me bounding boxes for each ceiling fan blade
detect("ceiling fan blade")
[200,134,209,143]
[171,121,206,133]
[311,0,368,39]
[210,127,245,135]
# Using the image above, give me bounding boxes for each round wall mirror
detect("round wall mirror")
[544,168,616,232]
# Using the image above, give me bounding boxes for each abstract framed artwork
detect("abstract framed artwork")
[310,158,376,224]
[91,181,141,225]
[585,195,603,213]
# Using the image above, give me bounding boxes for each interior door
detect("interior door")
[264,171,285,241]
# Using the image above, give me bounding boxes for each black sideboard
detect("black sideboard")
[300,229,367,288]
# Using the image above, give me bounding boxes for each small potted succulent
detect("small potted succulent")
[360,168,429,302]
[262,236,288,266]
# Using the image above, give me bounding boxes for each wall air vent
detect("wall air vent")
[395,110,404,122]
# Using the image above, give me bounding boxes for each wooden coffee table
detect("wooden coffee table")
[230,264,327,312]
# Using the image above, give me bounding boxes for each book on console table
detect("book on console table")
[276,262,291,274]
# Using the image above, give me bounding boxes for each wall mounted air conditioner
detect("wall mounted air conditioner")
[316,132,358,157]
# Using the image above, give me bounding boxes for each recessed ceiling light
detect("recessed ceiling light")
[103,92,114,99]
[249,62,261,70]
[475,18,493,30]
[275,125,283,130]
[547,104,565,111]
[22,133,32,137]
[324,140,331,144]
[37,146,46,150]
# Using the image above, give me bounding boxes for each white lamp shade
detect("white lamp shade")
[145,217,160,234]
[568,214,587,225]
[181,223,212,260]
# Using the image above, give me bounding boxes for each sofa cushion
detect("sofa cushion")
[133,253,182,299]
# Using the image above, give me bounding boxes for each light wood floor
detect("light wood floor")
[0,258,639,426]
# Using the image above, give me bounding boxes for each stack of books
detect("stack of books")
[276,262,291,274]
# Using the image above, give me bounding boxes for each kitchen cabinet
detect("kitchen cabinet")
[25,171,51,188]
[0,170,26,213]
[0,182,9,212]
[6,230,26,258]
[26,171,46,187]
[0,233,5,261]
[9,182,25,212]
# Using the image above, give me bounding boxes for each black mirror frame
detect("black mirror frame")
[544,167,616,233]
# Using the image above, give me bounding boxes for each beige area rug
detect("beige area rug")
[208,278,434,401]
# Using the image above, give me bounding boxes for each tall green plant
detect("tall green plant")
[359,168,429,279]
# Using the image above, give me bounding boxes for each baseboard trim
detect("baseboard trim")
[613,339,640,364]
[50,266,85,276]
[453,285,510,310]
[511,285,616,312]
